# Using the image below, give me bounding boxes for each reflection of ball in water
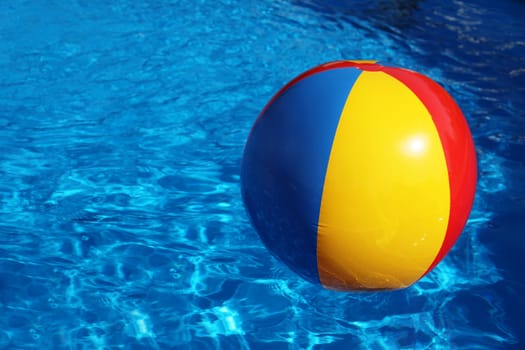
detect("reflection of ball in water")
[241,61,477,292]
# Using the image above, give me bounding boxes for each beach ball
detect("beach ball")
[241,61,477,292]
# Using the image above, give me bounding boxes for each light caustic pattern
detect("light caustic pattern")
[0,0,522,349]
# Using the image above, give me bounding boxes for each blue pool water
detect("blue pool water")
[1,0,524,348]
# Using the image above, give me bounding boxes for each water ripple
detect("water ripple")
[0,0,523,348]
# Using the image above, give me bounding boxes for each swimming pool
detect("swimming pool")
[0,0,523,348]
